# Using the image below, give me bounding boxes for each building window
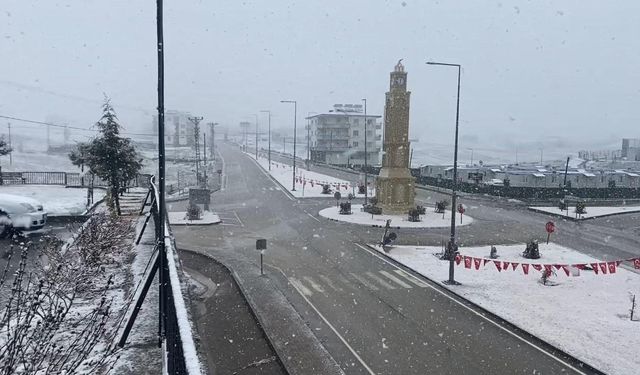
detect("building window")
[352,118,359,125]
[353,130,359,136]
[353,141,359,147]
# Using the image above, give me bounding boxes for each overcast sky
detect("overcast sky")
[2,0,639,155]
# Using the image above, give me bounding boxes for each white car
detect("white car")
[0,193,48,237]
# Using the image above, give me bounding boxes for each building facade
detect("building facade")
[152,110,194,147]
[307,104,381,167]
[622,138,640,161]
[375,60,415,214]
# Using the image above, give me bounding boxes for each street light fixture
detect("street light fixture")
[362,98,368,206]
[427,60,462,285]
[281,100,297,191]
[260,110,271,170]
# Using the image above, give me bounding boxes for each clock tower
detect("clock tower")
[375,60,415,214]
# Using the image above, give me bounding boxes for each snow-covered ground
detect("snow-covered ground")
[530,205,640,219]
[0,151,77,172]
[249,154,373,198]
[374,242,640,375]
[168,211,221,225]
[0,185,105,216]
[320,204,472,228]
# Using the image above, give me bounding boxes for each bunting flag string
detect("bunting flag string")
[453,254,640,277]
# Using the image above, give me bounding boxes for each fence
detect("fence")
[117,176,202,375]
[0,171,150,188]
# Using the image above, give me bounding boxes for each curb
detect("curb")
[177,248,345,375]
[245,154,297,201]
[361,243,605,375]
[526,207,640,221]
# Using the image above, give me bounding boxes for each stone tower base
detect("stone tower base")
[376,176,416,215]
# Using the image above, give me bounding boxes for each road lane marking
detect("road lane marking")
[289,277,313,296]
[349,273,379,291]
[305,212,321,222]
[247,154,295,201]
[233,211,244,227]
[353,243,588,375]
[393,269,428,287]
[379,270,412,289]
[303,276,326,293]
[365,272,396,290]
[287,276,376,375]
[319,274,343,292]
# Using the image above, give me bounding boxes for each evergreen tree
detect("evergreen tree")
[69,98,142,215]
[0,136,12,157]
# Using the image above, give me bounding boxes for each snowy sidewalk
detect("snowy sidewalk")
[319,204,473,228]
[372,242,640,375]
[248,153,373,198]
[529,205,640,220]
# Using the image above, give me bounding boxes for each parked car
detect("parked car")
[484,178,505,186]
[0,194,48,238]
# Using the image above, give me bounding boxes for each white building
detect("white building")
[307,104,381,167]
[152,110,194,147]
[622,138,640,161]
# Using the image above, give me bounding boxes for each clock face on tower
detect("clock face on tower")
[392,76,405,87]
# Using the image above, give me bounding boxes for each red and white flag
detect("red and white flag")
[532,264,542,271]
[473,257,482,270]
[591,263,599,274]
[599,263,608,274]
[464,256,472,269]
[502,261,511,270]
[561,266,570,276]
[544,265,553,273]
[607,261,617,274]
[494,261,502,272]
[454,254,462,265]
[634,258,640,269]
[511,262,519,271]
[521,264,530,275]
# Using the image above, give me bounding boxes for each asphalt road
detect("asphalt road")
[172,143,608,375]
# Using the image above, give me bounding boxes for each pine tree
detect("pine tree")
[0,136,12,157]
[69,98,142,215]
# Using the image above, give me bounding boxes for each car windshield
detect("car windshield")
[2,2,639,374]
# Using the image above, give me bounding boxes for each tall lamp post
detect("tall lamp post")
[362,98,368,205]
[306,112,316,171]
[253,114,259,160]
[260,110,271,170]
[281,100,297,191]
[427,61,462,285]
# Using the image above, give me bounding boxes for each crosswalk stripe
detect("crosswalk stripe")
[365,272,396,290]
[318,275,343,292]
[303,276,326,293]
[289,277,313,296]
[393,269,428,287]
[349,273,379,291]
[379,270,412,289]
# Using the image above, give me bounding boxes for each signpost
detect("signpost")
[256,239,267,275]
[457,204,465,224]
[545,221,555,244]
[334,191,341,207]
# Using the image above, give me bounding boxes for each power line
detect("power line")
[0,114,156,137]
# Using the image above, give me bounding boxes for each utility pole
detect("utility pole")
[47,123,50,151]
[188,116,204,185]
[254,114,259,160]
[7,123,12,165]
[260,110,271,170]
[362,98,368,206]
[203,132,207,165]
[281,100,297,191]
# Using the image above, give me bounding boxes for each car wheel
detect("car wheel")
[0,212,12,239]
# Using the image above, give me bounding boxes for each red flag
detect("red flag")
[502,261,510,269]
[511,262,519,271]
[561,266,570,276]
[599,263,608,274]
[473,257,482,270]
[494,261,502,272]
[454,254,462,265]
[574,264,586,270]
[591,263,599,274]
[544,265,553,272]
[554,265,562,270]
[464,256,472,269]
[634,258,640,269]
[522,264,530,275]
[607,262,617,274]
[532,264,542,271]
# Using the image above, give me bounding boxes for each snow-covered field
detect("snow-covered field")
[530,205,640,219]
[374,243,640,375]
[250,154,373,198]
[0,185,105,216]
[320,204,473,228]
[0,151,77,172]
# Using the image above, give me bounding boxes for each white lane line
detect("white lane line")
[248,154,295,201]
[233,211,244,227]
[353,243,588,375]
[289,277,313,296]
[319,274,343,292]
[349,273,379,291]
[379,270,412,289]
[287,277,376,375]
[303,276,326,294]
[365,271,397,290]
[306,212,321,223]
[393,269,428,287]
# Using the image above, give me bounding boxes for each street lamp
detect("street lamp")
[260,110,271,170]
[281,100,297,191]
[427,60,462,285]
[253,114,259,160]
[306,111,317,171]
[362,98,368,206]
[468,148,474,166]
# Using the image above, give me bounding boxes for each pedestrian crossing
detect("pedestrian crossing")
[289,268,429,297]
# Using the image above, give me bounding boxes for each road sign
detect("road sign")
[545,221,555,234]
[256,239,267,250]
[457,204,465,214]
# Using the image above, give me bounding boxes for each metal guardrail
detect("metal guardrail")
[118,176,202,375]
[0,171,150,188]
